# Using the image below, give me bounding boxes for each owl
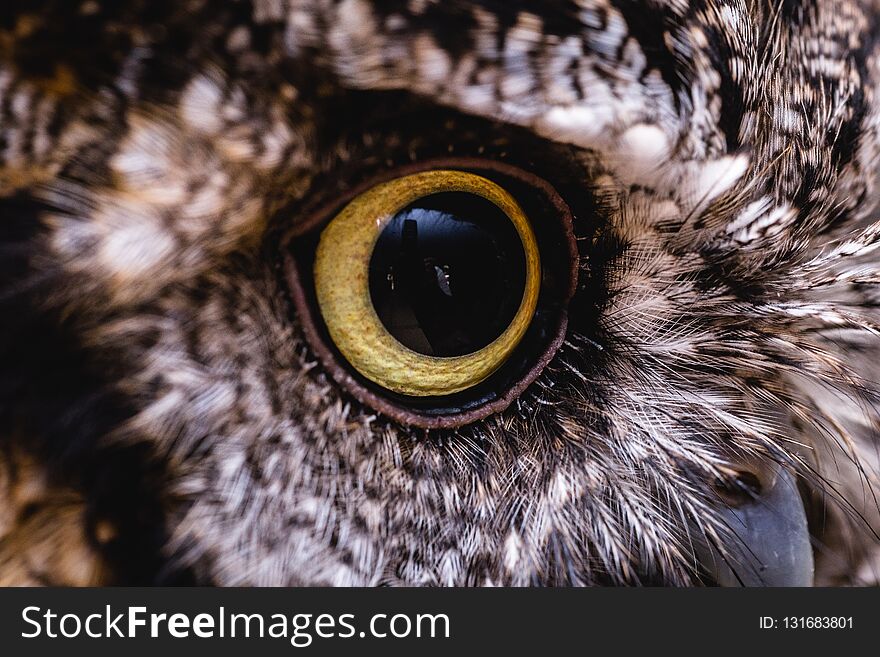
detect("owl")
[1,0,879,587]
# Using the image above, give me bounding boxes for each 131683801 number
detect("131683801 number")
[783,617,853,629]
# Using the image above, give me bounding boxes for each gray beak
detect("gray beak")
[698,464,814,586]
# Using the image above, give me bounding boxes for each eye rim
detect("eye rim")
[313,170,540,396]
[281,157,578,429]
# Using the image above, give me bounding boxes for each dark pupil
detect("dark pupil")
[369,191,527,357]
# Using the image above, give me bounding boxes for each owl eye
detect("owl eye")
[313,171,541,396]
[282,160,577,428]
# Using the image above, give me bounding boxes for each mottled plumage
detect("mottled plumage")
[1,0,880,585]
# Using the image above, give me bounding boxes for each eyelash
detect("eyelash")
[280,157,579,429]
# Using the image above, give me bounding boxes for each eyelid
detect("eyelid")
[281,157,578,429]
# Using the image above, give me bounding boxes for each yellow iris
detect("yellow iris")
[313,170,540,396]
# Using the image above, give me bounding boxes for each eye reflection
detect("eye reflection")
[369,192,526,358]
